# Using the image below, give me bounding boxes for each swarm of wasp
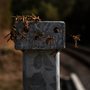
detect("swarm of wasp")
[22,14,41,34]
[4,14,41,42]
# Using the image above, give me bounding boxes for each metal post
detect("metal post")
[14,21,65,90]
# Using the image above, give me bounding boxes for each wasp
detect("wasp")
[53,27,60,33]
[23,20,30,33]
[4,26,25,42]
[46,35,55,45]
[34,30,44,40]
[72,35,80,41]
[22,15,41,33]
[72,34,80,48]
[29,14,41,22]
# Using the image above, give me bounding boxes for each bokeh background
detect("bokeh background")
[0,0,90,90]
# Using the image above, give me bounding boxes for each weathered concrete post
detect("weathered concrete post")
[14,20,65,90]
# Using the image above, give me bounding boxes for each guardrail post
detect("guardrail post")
[14,20,65,90]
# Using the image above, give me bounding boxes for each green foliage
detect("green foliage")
[22,8,38,15]
[40,2,59,20]
[12,0,76,20]
[56,0,76,18]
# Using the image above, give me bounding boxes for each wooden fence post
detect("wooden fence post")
[14,21,65,90]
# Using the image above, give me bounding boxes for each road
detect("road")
[60,46,90,90]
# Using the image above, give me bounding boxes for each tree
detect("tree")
[11,0,76,20]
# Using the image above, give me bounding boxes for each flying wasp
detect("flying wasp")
[71,34,80,48]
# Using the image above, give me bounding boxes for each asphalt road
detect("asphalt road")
[60,46,90,90]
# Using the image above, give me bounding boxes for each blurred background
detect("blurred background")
[0,0,90,90]
[0,0,90,46]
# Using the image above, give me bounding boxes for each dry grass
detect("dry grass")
[0,48,23,90]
